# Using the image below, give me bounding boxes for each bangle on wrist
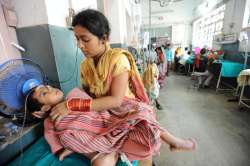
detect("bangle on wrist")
[66,98,92,112]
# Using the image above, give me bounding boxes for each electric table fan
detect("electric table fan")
[0,59,46,125]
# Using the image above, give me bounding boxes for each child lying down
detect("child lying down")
[26,85,196,165]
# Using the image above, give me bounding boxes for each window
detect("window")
[192,4,226,48]
[242,0,250,28]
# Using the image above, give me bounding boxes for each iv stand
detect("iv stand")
[228,30,250,103]
[239,28,250,69]
[238,32,250,109]
[242,33,249,70]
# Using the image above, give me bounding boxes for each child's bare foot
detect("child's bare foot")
[170,138,197,151]
[59,149,73,161]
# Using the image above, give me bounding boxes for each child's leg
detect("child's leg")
[57,149,118,166]
[92,152,118,166]
[160,130,196,151]
[155,98,163,110]
[58,149,73,161]
[138,157,152,166]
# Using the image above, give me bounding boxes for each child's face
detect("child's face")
[33,85,64,106]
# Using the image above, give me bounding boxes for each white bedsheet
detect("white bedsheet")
[237,69,250,86]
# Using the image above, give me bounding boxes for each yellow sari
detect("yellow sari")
[80,44,149,103]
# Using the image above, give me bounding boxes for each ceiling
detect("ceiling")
[139,0,205,27]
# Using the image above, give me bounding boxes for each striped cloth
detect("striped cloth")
[44,88,162,161]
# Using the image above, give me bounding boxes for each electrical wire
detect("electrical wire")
[17,91,29,166]
[16,44,80,165]
[47,45,79,84]
[75,51,79,87]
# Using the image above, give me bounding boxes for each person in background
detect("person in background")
[161,45,168,77]
[194,47,207,72]
[184,47,189,55]
[174,47,181,72]
[145,44,157,65]
[155,47,167,88]
[155,47,165,73]
[164,43,173,75]
[177,50,191,74]
[192,54,216,88]
[143,57,163,110]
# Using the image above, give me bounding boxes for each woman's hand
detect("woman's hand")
[50,101,69,125]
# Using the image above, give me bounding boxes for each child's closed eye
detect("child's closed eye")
[42,92,47,96]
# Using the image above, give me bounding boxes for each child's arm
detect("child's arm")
[50,71,129,124]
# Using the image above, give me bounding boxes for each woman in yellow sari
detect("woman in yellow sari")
[143,59,162,110]
[49,9,196,166]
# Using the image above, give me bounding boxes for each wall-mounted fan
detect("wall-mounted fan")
[0,59,46,125]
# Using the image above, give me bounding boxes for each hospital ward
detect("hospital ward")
[1,0,250,166]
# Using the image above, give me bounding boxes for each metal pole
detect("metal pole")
[146,0,152,71]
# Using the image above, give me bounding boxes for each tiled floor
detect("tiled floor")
[153,73,250,166]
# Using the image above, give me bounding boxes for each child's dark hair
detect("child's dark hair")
[26,87,43,113]
[16,87,43,125]
[72,9,110,40]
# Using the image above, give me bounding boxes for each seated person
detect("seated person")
[178,51,192,73]
[26,85,197,165]
[194,48,207,72]
[207,50,224,61]
[192,57,215,88]
[179,51,191,66]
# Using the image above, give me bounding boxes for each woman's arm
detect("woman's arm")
[91,71,128,111]
[50,71,129,124]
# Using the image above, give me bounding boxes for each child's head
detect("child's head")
[26,85,64,118]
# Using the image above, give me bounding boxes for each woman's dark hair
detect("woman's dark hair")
[200,48,207,55]
[155,47,162,53]
[72,9,111,40]
[26,87,42,113]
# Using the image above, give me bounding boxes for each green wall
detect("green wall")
[49,25,84,95]
[17,24,84,95]
[17,25,60,88]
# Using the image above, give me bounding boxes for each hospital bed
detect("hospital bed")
[215,60,244,93]
[8,137,138,166]
[0,121,138,166]
[238,69,250,109]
